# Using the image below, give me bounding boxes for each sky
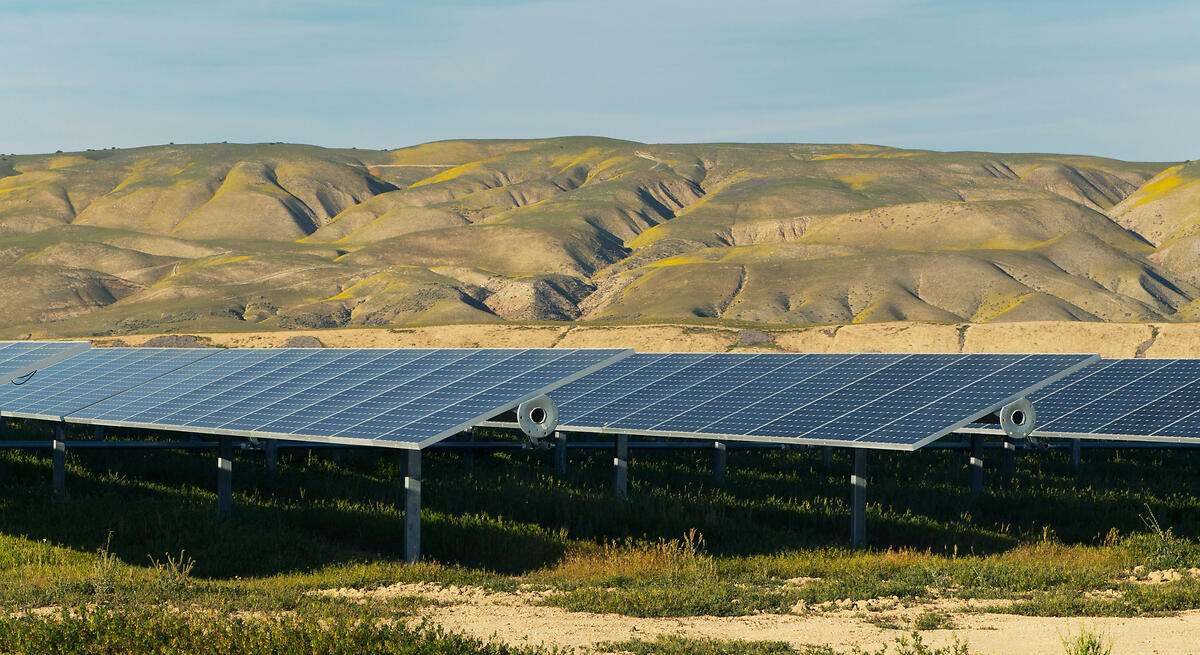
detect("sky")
[2,0,1198,161]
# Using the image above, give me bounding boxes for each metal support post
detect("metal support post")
[970,435,984,496]
[712,441,727,486]
[554,431,568,478]
[404,450,422,563]
[1001,438,1017,478]
[823,445,834,468]
[463,429,475,471]
[52,424,67,499]
[851,448,868,549]
[1071,438,1082,473]
[614,434,629,499]
[217,437,233,520]
[264,439,278,477]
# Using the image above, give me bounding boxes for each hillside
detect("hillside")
[0,138,1193,338]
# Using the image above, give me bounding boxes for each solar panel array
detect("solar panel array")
[965,359,1200,443]
[543,352,1097,450]
[0,347,630,449]
[0,341,90,383]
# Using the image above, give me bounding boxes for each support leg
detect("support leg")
[712,441,727,487]
[404,450,422,563]
[970,435,984,496]
[1001,438,1017,479]
[554,431,568,478]
[264,439,278,477]
[463,429,475,472]
[52,424,67,499]
[217,437,233,520]
[851,448,868,549]
[93,425,105,440]
[613,434,629,499]
[1070,439,1082,473]
[0,414,6,481]
[822,445,834,469]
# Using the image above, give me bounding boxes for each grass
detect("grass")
[1,418,1200,652]
[601,633,971,655]
[0,607,553,655]
[1059,629,1111,655]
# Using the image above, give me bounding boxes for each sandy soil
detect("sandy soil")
[316,583,1200,654]
[89,320,1200,358]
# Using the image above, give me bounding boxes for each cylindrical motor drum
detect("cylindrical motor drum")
[998,398,1036,439]
[517,395,559,443]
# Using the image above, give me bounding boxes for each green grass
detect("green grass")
[600,633,973,655]
[0,606,553,655]
[1059,629,1112,655]
[600,635,800,654]
[2,418,1200,652]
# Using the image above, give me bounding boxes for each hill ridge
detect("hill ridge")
[0,139,1195,338]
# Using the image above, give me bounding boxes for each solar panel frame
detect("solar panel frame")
[0,341,90,383]
[63,348,634,450]
[960,358,1200,444]
[507,352,1099,451]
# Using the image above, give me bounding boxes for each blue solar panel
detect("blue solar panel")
[965,359,1200,442]
[0,348,221,420]
[68,348,631,449]
[0,341,89,382]
[545,352,1096,450]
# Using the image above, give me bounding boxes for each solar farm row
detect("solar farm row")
[520,352,1096,450]
[964,359,1200,443]
[15,345,1200,449]
[0,348,629,449]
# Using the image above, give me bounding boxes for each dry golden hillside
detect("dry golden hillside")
[0,139,1194,338]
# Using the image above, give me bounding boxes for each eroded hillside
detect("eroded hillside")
[0,139,1193,337]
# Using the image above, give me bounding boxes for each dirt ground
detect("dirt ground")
[91,320,1200,358]
[318,583,1200,654]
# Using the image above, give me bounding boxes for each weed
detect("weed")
[891,632,970,655]
[600,633,973,655]
[601,635,796,654]
[911,610,954,631]
[147,549,196,598]
[1059,628,1111,655]
[88,532,123,599]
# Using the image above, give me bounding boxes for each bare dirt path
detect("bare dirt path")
[88,320,1200,360]
[323,583,1200,654]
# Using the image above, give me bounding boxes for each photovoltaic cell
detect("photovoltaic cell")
[542,352,1096,450]
[0,348,221,420]
[963,359,1200,443]
[0,341,90,382]
[68,348,630,449]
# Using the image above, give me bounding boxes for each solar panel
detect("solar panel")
[0,341,90,383]
[535,352,1097,450]
[0,348,222,421]
[68,348,631,449]
[963,359,1200,443]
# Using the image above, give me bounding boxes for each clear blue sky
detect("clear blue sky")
[3,0,1197,160]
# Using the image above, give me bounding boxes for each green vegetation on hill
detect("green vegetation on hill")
[0,139,1193,336]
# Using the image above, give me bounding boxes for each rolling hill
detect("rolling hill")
[0,138,1195,337]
